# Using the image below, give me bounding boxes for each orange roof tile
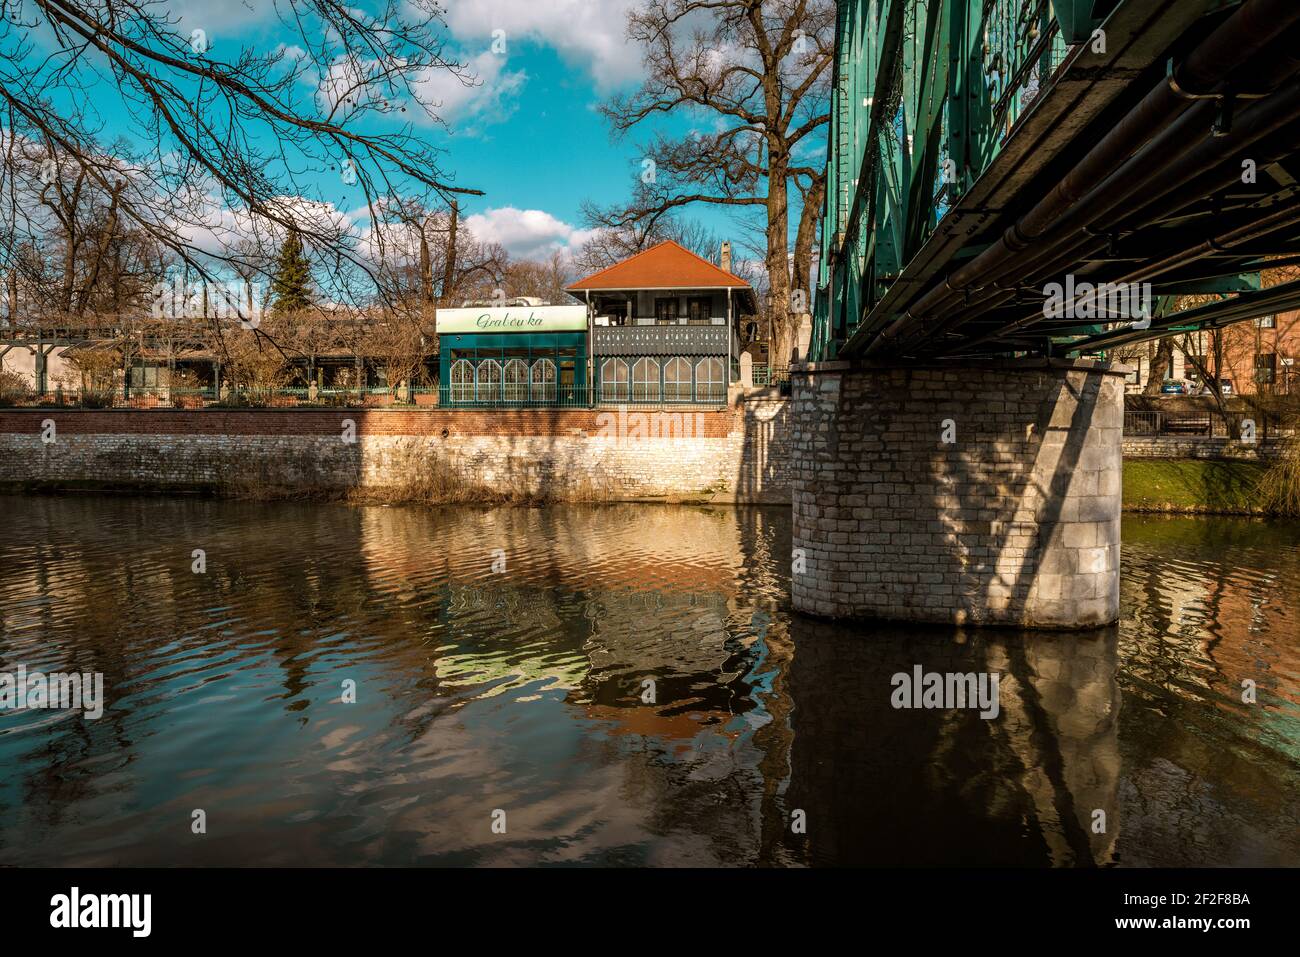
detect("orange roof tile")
[566,240,752,291]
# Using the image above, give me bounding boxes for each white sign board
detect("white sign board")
[435,305,587,334]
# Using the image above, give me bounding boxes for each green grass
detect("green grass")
[1123,459,1269,514]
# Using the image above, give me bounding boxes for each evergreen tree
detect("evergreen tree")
[269,232,313,314]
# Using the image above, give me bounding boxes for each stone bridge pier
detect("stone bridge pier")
[790,359,1126,629]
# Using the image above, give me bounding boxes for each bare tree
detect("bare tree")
[574,207,722,275]
[363,316,429,400]
[501,251,575,304]
[375,199,507,315]
[593,0,833,362]
[0,0,483,328]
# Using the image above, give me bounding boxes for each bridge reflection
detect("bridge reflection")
[783,618,1119,866]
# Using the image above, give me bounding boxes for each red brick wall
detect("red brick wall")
[0,407,742,438]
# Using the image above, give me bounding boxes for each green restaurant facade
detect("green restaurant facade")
[436,305,589,406]
[436,241,757,408]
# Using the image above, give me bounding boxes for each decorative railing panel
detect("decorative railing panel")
[593,325,729,356]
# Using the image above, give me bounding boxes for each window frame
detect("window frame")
[450,358,474,403]
[502,358,529,403]
[530,358,557,403]
[475,358,502,402]
[600,357,630,402]
[663,356,692,403]
[1256,352,1277,384]
[654,297,679,325]
[686,296,712,325]
[632,357,660,402]
[694,356,725,402]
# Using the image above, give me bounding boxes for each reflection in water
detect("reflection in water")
[0,496,1295,866]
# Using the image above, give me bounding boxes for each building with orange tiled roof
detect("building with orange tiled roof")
[566,240,757,404]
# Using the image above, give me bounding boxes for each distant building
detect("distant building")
[1123,310,1299,395]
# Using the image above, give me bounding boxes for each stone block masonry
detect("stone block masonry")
[1122,435,1285,460]
[0,398,791,503]
[790,359,1126,629]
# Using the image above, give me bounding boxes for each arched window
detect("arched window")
[450,359,474,404]
[632,357,660,402]
[663,357,692,402]
[503,358,529,403]
[530,358,556,403]
[695,357,724,402]
[476,359,501,402]
[601,357,630,402]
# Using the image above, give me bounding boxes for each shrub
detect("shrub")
[0,369,31,406]
[78,390,116,409]
[1257,438,1300,517]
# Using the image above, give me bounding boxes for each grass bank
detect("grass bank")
[1123,459,1269,515]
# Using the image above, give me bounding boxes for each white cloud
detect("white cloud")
[166,0,279,35]
[441,0,642,90]
[414,50,527,125]
[308,47,526,130]
[464,206,596,259]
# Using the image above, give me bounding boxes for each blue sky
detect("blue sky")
[176,0,787,262]
[10,0,817,268]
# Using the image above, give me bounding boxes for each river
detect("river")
[0,495,1295,866]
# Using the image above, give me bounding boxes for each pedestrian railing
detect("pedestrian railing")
[1,383,730,410]
[1123,410,1290,440]
[436,384,727,409]
[750,364,790,388]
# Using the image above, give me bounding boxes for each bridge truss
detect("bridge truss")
[811,0,1300,363]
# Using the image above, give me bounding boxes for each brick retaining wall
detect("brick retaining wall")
[0,400,792,503]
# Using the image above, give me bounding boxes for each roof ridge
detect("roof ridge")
[569,241,667,287]
[566,239,750,290]
[659,238,744,283]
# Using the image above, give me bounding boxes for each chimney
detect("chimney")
[720,241,732,275]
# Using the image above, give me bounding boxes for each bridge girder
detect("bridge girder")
[812,0,1300,363]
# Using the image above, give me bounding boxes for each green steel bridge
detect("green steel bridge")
[811,0,1300,363]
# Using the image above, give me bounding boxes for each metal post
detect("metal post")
[586,289,593,408]
[727,287,733,395]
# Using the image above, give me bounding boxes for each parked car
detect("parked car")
[1192,378,1234,396]
[1160,379,1190,394]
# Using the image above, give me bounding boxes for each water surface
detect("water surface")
[0,495,1295,866]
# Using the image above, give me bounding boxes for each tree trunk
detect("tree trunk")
[792,176,825,307]
[1144,339,1172,394]
[6,269,16,324]
[76,181,124,315]
[766,150,794,366]
[440,201,458,307]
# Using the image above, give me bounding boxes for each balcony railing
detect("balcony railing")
[593,324,730,356]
